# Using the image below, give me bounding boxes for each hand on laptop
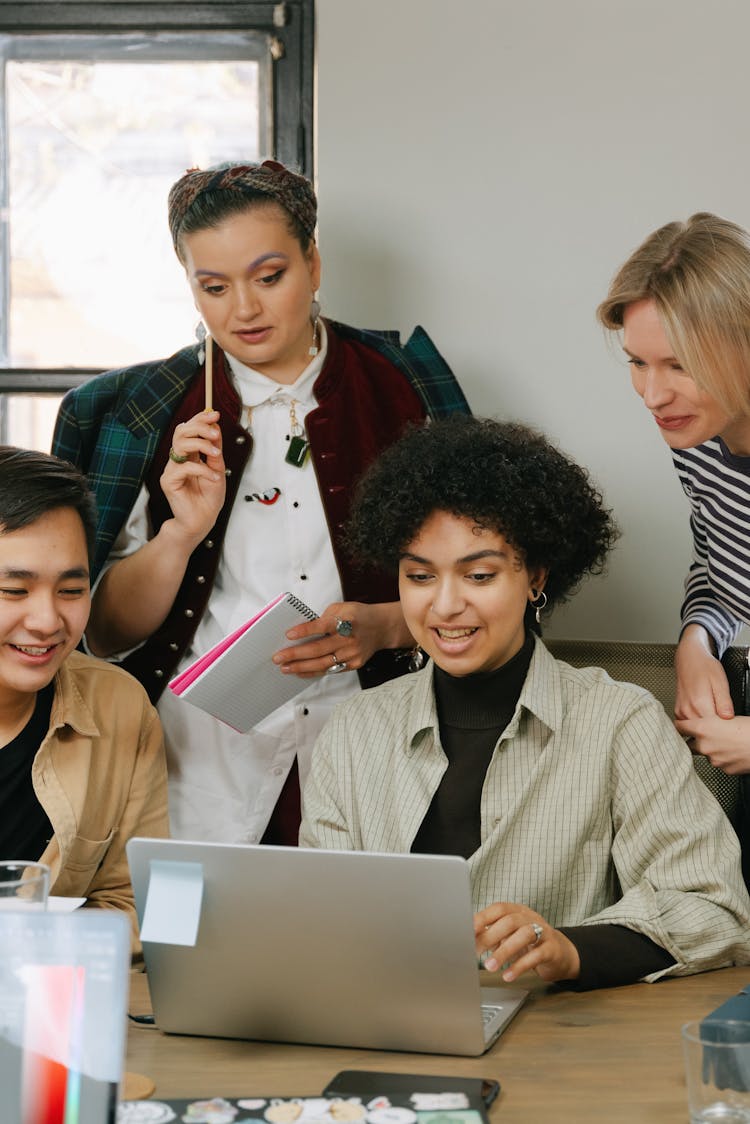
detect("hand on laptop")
[474,902,581,984]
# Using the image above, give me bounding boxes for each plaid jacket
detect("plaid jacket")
[52,321,470,582]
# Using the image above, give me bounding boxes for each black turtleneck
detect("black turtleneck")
[410,633,675,990]
[411,633,534,859]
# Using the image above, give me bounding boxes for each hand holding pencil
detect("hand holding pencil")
[162,409,226,545]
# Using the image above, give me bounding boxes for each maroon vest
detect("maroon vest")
[121,326,426,701]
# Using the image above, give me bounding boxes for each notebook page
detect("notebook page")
[169,592,287,693]
[168,593,320,732]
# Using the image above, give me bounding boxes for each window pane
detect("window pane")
[1,395,62,453]
[6,36,268,370]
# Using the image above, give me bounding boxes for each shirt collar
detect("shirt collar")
[48,656,101,738]
[225,320,328,409]
[403,634,563,754]
[515,635,564,733]
[404,661,442,755]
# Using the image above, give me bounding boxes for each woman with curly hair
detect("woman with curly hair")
[300,416,750,989]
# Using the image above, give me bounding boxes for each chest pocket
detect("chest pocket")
[64,831,114,875]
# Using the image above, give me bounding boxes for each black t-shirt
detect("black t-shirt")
[0,684,55,860]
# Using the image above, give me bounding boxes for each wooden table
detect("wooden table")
[126,966,750,1122]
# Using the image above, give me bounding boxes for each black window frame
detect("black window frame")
[0,0,314,399]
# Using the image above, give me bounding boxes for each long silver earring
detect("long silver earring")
[195,320,207,363]
[309,298,321,356]
[409,646,426,672]
[530,589,548,625]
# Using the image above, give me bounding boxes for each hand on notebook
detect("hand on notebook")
[275,601,410,678]
[474,901,581,984]
[160,410,227,545]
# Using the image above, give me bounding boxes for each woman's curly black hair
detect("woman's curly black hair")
[346,416,618,617]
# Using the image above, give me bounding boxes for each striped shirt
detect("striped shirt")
[300,638,750,981]
[672,438,750,655]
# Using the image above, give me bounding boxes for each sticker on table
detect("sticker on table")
[264,1102,305,1124]
[413,1113,486,1124]
[182,1098,238,1123]
[329,1101,366,1121]
[410,1097,470,1111]
[366,1108,417,1124]
[117,1104,177,1124]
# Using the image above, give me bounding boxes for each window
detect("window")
[0,1,314,450]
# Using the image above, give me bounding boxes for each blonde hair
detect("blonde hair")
[597,213,750,417]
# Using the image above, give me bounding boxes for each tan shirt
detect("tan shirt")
[33,651,169,950]
[300,638,750,981]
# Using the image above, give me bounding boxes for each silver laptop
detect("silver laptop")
[126,837,527,1056]
[0,908,130,1124]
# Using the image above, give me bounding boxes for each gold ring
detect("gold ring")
[169,447,189,464]
[331,652,339,665]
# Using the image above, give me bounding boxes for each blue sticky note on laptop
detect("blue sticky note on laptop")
[138,859,203,947]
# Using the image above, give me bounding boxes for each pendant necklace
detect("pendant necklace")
[285,399,310,467]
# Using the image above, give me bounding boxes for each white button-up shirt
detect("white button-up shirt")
[102,324,360,843]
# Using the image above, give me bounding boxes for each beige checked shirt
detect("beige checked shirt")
[300,638,750,980]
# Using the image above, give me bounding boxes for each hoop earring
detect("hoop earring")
[309,298,321,356]
[530,589,548,625]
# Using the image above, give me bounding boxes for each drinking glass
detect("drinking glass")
[0,861,50,909]
[683,1019,750,1123]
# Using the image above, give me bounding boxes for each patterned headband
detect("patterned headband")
[167,160,317,249]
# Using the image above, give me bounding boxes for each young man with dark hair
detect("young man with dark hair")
[0,446,168,950]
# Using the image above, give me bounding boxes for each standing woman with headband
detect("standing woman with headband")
[52,160,469,845]
[597,214,750,812]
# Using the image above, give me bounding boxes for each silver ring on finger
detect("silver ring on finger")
[531,922,544,946]
[335,618,354,638]
[327,660,348,675]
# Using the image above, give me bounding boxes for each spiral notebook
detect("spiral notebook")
[168,592,320,732]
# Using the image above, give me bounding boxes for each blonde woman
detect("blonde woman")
[598,214,750,788]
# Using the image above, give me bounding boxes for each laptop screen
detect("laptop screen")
[0,909,130,1124]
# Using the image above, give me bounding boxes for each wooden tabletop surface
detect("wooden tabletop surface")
[125,964,750,1122]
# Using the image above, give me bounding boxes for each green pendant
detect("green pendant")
[285,434,310,467]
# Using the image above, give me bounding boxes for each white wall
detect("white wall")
[315,0,750,642]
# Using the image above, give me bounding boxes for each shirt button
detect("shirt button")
[205,540,214,549]
[185,609,195,618]
[169,642,179,651]
[236,435,246,445]
[302,708,309,716]
[293,501,299,508]
[196,575,206,584]
[154,669,164,678]
[272,766,284,777]
[225,468,232,477]
[300,574,307,580]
